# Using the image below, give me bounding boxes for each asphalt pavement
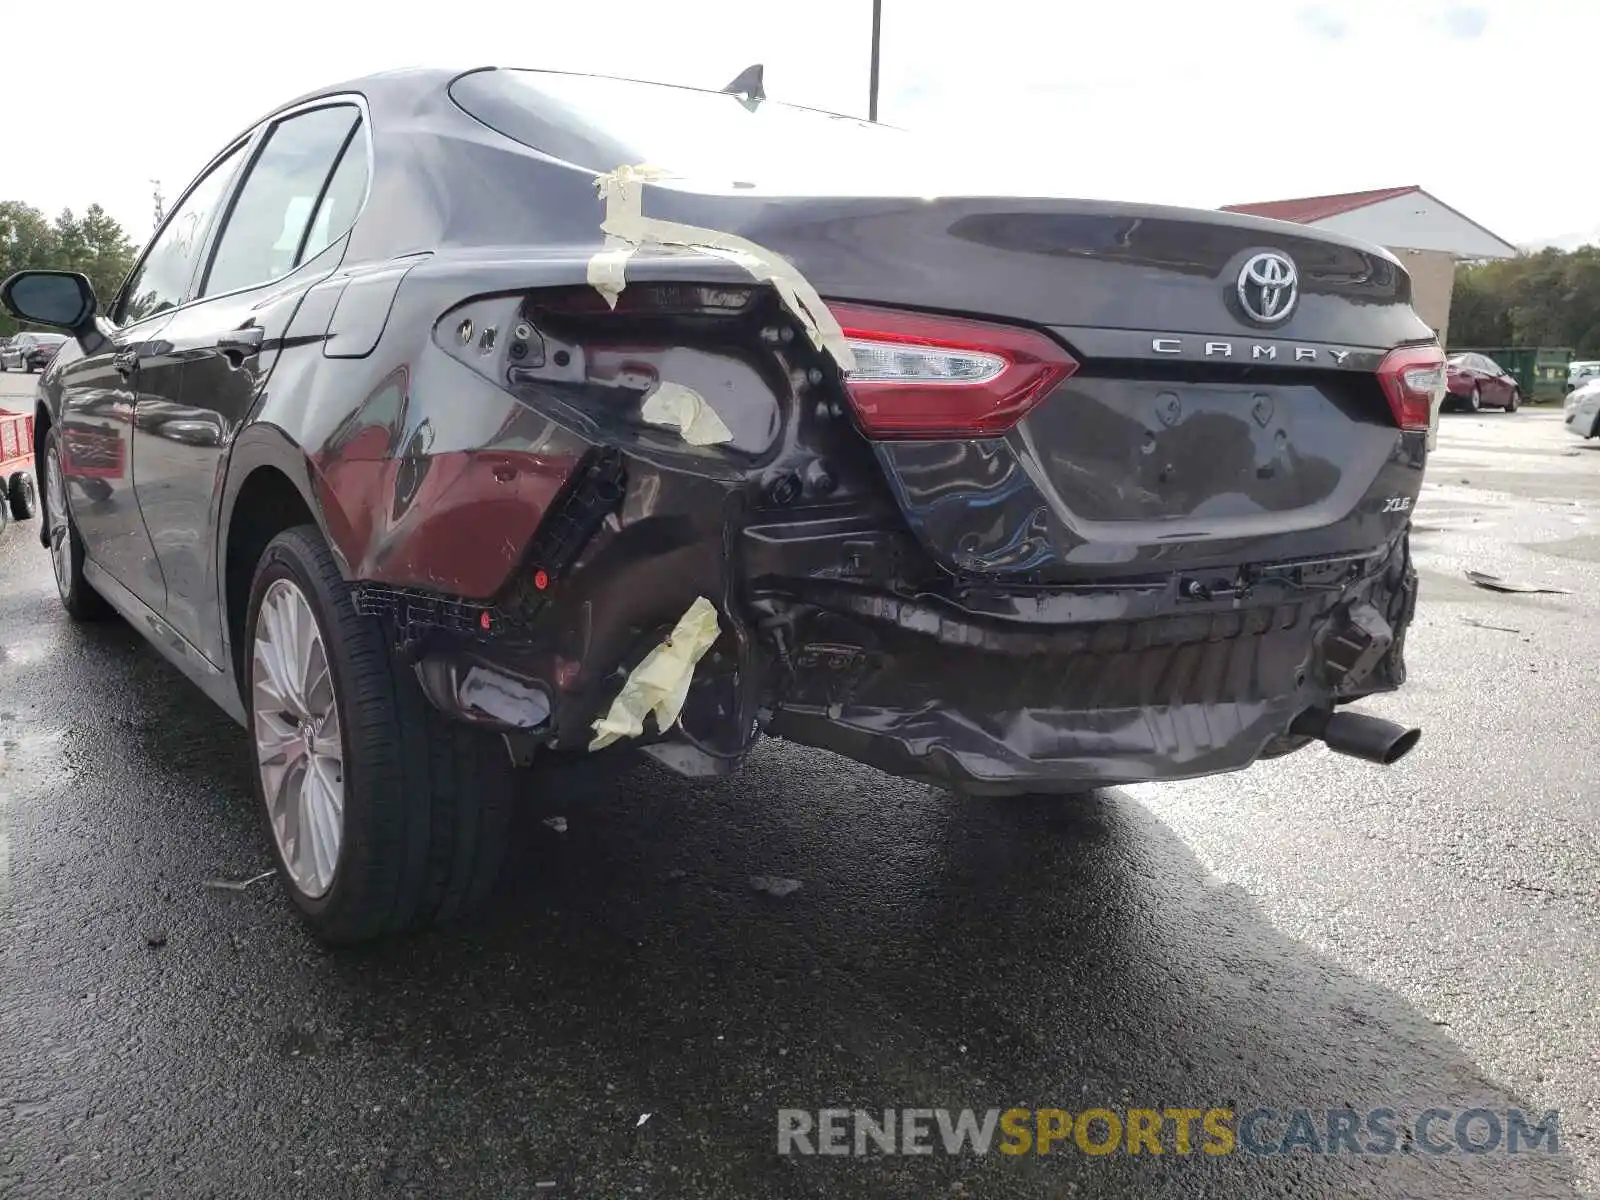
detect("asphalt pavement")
[2,371,1598,1198]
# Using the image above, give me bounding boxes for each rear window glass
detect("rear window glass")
[449,69,1028,198]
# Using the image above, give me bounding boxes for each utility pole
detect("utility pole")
[150,180,165,230]
[868,0,882,121]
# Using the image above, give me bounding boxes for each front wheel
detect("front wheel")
[245,526,514,943]
[41,430,111,620]
[1507,389,1520,412]
[1468,386,1482,412]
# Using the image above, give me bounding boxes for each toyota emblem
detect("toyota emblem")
[1236,251,1299,326]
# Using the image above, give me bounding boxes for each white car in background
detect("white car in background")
[1564,379,1600,440]
[1568,360,1600,393]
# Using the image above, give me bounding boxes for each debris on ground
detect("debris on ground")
[542,816,568,833]
[202,869,276,892]
[1463,569,1570,595]
[749,875,803,897]
[1461,616,1522,634]
[145,931,167,949]
[636,1113,653,1127]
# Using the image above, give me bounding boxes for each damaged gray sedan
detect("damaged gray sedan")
[2,67,1441,942]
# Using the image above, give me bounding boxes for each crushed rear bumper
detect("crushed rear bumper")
[351,440,1416,793]
[753,534,1415,792]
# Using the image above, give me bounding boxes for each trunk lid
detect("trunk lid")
[652,193,1435,582]
[650,192,1432,349]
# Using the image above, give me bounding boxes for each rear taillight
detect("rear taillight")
[827,302,1078,439]
[1376,344,1445,431]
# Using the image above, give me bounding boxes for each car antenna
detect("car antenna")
[722,64,765,108]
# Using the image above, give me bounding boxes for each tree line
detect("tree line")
[1450,245,1600,356]
[0,201,139,338]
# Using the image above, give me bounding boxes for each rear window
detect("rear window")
[449,68,1030,198]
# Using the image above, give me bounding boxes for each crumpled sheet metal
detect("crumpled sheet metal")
[589,596,722,751]
[640,381,734,446]
[588,163,856,374]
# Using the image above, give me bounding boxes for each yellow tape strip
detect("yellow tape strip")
[588,164,856,374]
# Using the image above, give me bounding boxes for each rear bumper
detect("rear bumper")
[757,534,1415,791]
[357,479,1417,792]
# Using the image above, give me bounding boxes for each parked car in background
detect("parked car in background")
[0,332,68,373]
[1565,379,1600,440]
[1567,360,1600,393]
[0,66,1436,944]
[1445,352,1520,411]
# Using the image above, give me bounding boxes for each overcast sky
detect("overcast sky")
[5,0,1593,247]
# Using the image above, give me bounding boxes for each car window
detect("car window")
[119,142,247,324]
[202,105,360,298]
[298,126,370,264]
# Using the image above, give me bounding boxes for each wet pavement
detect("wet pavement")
[1,395,1598,1198]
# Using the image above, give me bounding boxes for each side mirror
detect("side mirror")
[0,270,97,333]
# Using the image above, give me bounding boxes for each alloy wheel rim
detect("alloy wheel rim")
[251,577,345,899]
[45,450,73,599]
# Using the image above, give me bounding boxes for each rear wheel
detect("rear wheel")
[41,430,111,620]
[245,525,514,943]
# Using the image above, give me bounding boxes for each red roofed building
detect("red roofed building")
[1222,186,1518,347]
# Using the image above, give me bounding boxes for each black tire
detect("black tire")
[244,525,515,943]
[1507,389,1520,413]
[1468,386,1482,412]
[8,471,37,521]
[41,429,112,620]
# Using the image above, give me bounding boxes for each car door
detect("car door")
[55,142,248,610]
[1480,357,1508,405]
[132,101,369,662]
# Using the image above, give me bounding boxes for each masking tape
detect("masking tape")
[589,164,856,374]
[588,596,722,751]
[640,381,734,446]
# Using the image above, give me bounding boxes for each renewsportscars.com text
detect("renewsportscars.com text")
[777,1107,1561,1157]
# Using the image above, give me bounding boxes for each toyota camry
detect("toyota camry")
[2,66,1438,942]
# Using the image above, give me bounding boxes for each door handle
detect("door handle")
[113,349,139,376]
[219,325,264,358]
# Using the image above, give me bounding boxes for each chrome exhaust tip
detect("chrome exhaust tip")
[1291,708,1422,766]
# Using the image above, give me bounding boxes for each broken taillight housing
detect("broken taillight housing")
[1376,344,1446,431]
[528,283,757,317]
[827,302,1078,438]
